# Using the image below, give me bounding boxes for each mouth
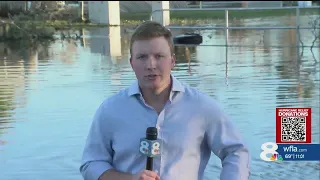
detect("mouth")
[147,74,158,77]
[145,74,159,80]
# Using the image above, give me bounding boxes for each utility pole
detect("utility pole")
[79,1,85,21]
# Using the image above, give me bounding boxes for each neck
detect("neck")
[140,80,172,106]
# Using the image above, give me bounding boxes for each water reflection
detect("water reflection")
[0,40,44,136]
[0,16,319,180]
[85,27,122,58]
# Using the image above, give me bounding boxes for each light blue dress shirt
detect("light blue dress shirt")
[80,75,250,180]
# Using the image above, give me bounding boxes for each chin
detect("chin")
[139,77,165,89]
[138,81,159,89]
[146,83,161,89]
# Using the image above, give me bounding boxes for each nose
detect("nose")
[146,56,157,70]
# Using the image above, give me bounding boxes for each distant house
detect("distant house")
[0,1,27,12]
[56,1,65,6]
[87,1,188,24]
[186,1,283,8]
[246,1,283,8]
[87,1,188,15]
[0,1,68,15]
[297,1,312,7]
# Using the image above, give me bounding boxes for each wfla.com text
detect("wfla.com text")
[283,145,307,152]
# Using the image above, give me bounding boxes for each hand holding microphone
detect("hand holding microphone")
[132,170,160,180]
[137,127,161,180]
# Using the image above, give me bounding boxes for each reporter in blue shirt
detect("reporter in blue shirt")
[80,21,250,180]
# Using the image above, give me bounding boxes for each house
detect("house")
[245,1,283,8]
[0,1,27,16]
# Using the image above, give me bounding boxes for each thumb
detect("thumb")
[155,170,160,179]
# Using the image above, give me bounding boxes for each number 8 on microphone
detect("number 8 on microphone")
[139,139,161,157]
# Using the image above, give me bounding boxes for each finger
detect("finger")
[155,175,160,180]
[140,173,157,180]
[154,170,160,180]
[142,170,158,178]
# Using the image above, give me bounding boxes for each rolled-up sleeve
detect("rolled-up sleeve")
[80,102,114,180]
[206,102,250,180]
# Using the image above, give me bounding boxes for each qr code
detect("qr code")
[281,117,306,142]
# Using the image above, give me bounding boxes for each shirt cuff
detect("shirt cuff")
[83,161,113,180]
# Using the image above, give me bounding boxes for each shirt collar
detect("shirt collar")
[128,74,185,97]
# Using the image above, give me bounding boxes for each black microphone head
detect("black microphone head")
[146,127,158,140]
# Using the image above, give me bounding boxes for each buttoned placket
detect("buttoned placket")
[154,101,170,175]
[137,93,173,175]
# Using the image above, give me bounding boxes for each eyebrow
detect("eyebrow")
[135,53,147,56]
[136,52,167,55]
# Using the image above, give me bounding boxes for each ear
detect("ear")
[129,57,133,67]
[171,54,176,68]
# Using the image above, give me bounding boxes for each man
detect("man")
[80,21,250,180]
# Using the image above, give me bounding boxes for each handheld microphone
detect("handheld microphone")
[139,127,161,171]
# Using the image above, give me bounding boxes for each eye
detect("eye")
[156,54,165,59]
[137,55,147,59]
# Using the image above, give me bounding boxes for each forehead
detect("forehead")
[132,37,171,54]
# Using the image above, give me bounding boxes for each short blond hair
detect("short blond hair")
[130,21,174,55]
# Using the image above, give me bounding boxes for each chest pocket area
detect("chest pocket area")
[162,113,206,156]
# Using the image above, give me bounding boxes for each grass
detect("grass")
[2,7,319,31]
[120,8,320,21]
[119,8,320,26]
[13,19,143,28]
[7,20,106,28]
[4,7,318,29]
[18,20,109,28]
[13,19,141,28]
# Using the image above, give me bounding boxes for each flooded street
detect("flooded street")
[0,15,319,180]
